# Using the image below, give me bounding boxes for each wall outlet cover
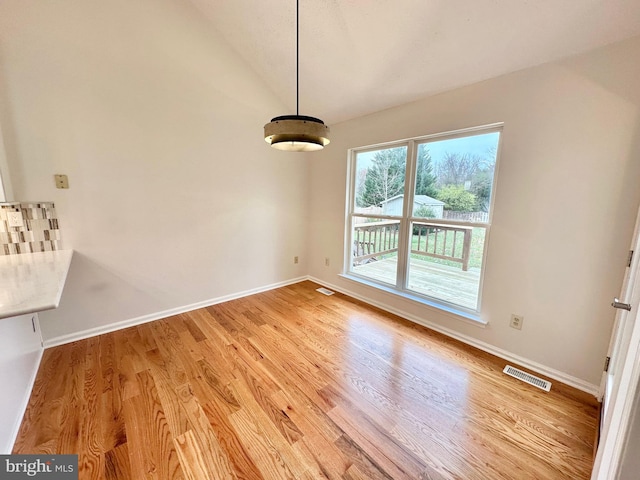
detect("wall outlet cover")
[7,211,24,228]
[510,314,524,330]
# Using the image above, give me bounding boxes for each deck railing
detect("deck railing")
[352,220,400,264]
[412,222,473,271]
[353,220,473,270]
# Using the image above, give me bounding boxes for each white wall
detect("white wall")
[0,124,10,202]
[308,36,640,388]
[2,0,639,391]
[0,0,309,342]
[0,313,43,453]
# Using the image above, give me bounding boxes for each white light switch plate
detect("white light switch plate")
[7,211,24,228]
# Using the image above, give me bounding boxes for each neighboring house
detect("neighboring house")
[381,194,445,218]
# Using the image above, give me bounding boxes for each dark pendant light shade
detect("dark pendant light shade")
[264,0,330,151]
[264,115,330,152]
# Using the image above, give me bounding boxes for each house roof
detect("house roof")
[189,0,640,124]
[415,195,445,206]
[380,194,444,206]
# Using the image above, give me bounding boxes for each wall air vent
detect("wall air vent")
[316,287,335,296]
[503,365,552,392]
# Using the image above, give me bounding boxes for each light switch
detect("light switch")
[54,174,69,189]
[7,211,24,228]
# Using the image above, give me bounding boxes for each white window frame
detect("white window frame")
[343,123,503,320]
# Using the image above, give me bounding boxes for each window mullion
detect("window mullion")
[396,140,417,290]
[345,150,357,273]
[347,125,501,313]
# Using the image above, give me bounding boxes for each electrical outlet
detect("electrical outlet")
[325,257,330,267]
[7,211,24,228]
[294,256,299,264]
[510,314,524,330]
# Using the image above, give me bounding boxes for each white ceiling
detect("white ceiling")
[189,0,640,125]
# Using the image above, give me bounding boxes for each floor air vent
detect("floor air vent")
[503,365,551,392]
[316,287,335,296]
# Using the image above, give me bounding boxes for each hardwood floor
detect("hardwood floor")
[14,281,599,479]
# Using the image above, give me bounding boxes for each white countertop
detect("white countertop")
[0,250,73,320]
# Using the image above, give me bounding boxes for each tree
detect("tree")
[436,185,477,212]
[435,152,482,187]
[359,148,406,207]
[470,169,493,212]
[354,168,368,208]
[414,205,436,218]
[412,205,436,234]
[469,147,497,211]
[415,148,437,198]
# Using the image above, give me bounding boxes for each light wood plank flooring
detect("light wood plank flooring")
[14,281,598,479]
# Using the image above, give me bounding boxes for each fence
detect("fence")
[442,211,489,223]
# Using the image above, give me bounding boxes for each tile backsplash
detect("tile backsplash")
[0,202,62,255]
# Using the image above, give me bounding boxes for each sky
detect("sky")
[425,132,499,165]
[356,131,500,170]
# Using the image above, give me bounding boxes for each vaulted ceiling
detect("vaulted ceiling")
[190,0,640,125]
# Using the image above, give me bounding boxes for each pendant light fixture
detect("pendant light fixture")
[264,0,330,151]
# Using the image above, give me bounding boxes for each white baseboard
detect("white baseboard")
[5,347,44,454]
[42,273,599,397]
[307,276,600,397]
[43,276,308,348]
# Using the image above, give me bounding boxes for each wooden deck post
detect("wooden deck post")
[462,228,472,271]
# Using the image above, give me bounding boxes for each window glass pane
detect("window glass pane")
[413,132,499,221]
[408,224,486,310]
[351,217,400,286]
[354,146,407,215]
[347,127,500,313]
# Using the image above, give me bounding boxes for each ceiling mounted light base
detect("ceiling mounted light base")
[264,115,330,152]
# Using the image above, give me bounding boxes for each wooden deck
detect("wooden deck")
[352,257,481,309]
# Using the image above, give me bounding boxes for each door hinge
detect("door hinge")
[604,356,611,372]
[629,250,634,268]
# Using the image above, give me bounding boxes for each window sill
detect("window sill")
[338,273,488,327]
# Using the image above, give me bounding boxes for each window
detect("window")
[346,125,501,313]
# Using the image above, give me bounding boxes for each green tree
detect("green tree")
[413,205,436,218]
[469,146,497,211]
[355,168,369,208]
[436,185,477,212]
[360,148,406,207]
[470,169,493,212]
[415,148,437,198]
[412,205,436,234]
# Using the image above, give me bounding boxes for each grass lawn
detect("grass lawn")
[411,227,486,269]
[354,223,486,270]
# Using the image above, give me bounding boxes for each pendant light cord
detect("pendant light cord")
[296,0,299,116]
